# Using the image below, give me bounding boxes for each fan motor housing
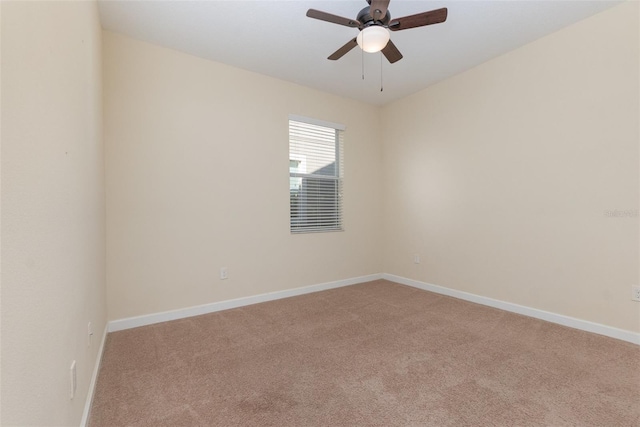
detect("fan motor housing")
[357,6,390,27]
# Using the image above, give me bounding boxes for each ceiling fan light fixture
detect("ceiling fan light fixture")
[356,25,390,53]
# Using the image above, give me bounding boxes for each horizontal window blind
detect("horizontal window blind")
[289,119,344,233]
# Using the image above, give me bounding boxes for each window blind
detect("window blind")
[289,119,344,233]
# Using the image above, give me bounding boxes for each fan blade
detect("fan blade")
[381,39,403,63]
[388,7,448,31]
[328,38,358,60]
[370,0,390,21]
[306,9,360,28]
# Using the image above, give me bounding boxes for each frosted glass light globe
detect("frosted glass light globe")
[356,26,390,53]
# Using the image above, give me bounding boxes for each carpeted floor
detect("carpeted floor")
[89,280,640,426]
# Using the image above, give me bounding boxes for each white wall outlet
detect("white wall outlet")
[632,285,640,302]
[87,322,94,348]
[70,360,77,399]
[413,253,421,264]
[220,267,228,280]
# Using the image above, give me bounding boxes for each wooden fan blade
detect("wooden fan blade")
[306,9,360,28]
[381,39,403,63]
[328,38,358,60]
[388,7,448,31]
[370,0,390,21]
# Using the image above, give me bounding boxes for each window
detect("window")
[289,116,344,233]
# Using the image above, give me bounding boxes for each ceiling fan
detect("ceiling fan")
[306,0,448,64]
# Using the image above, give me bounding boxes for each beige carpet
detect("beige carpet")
[89,280,640,426]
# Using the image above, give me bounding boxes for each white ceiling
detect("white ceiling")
[98,0,621,106]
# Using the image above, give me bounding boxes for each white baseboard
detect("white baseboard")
[106,272,639,345]
[383,273,640,345]
[108,273,383,332]
[80,324,108,427]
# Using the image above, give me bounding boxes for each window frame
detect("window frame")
[288,115,345,234]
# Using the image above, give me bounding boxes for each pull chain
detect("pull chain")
[361,32,365,80]
[380,52,383,92]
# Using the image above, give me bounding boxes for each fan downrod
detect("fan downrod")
[357,6,390,27]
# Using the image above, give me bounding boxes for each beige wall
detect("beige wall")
[382,2,639,332]
[104,3,639,332]
[1,1,106,425]
[103,32,383,320]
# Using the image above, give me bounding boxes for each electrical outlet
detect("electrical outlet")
[632,286,640,302]
[220,267,228,280]
[87,322,94,348]
[413,253,421,264]
[70,360,77,399]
